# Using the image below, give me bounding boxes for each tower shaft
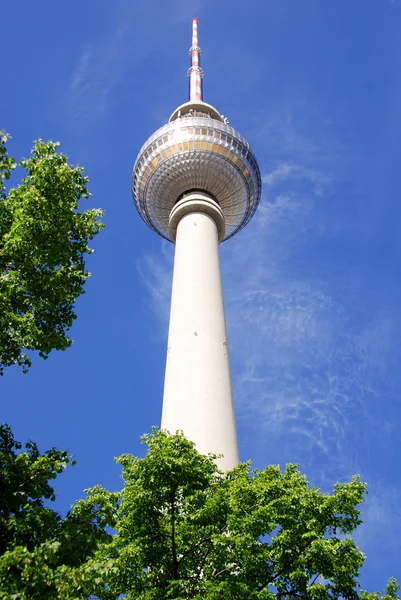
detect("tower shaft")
[161,192,239,471]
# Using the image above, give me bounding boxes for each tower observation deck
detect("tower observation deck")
[132,19,261,470]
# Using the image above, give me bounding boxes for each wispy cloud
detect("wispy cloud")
[65,0,207,122]
[262,163,331,196]
[354,482,401,586]
[137,241,173,332]
[355,484,401,553]
[69,48,93,95]
[223,160,399,481]
[65,20,130,121]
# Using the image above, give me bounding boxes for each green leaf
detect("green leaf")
[0,135,104,375]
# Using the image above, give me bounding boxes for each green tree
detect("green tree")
[81,430,398,600]
[0,424,118,599]
[0,427,398,599]
[0,132,103,375]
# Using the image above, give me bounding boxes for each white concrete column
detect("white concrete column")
[161,192,239,471]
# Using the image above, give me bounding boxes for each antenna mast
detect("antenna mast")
[188,18,203,101]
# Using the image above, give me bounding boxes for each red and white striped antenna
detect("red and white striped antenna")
[188,18,203,101]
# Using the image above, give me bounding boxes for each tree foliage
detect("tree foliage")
[0,424,117,599]
[0,132,103,374]
[85,430,397,600]
[0,427,398,599]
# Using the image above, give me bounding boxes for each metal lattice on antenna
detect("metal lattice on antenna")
[188,18,204,101]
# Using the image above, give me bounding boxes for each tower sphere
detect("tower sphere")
[132,90,261,242]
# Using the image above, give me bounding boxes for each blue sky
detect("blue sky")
[2,0,401,590]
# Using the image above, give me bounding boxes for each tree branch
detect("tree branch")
[169,492,179,580]
[177,536,212,566]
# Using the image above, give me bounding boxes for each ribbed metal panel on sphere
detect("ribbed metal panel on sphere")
[132,115,262,242]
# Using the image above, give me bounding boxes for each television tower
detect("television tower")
[132,19,261,470]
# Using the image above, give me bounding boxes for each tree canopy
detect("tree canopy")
[0,133,103,375]
[0,426,397,600]
[0,423,117,599]
[86,430,398,600]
